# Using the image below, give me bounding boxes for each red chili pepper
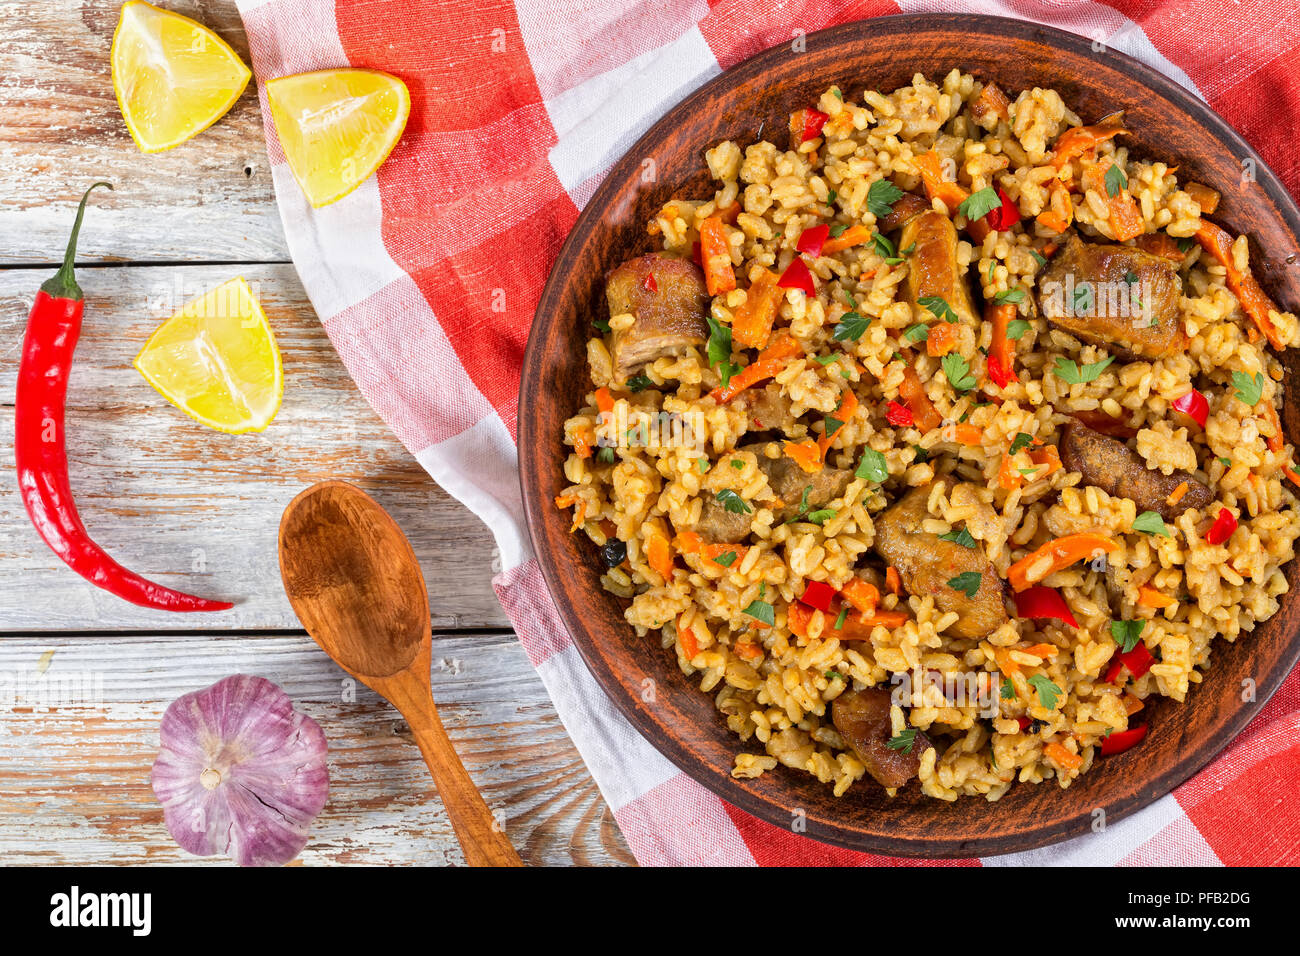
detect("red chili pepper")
[777,257,816,295]
[1016,716,1034,731]
[1204,507,1237,545]
[984,187,1022,231]
[885,400,914,427]
[1171,388,1208,428]
[799,580,837,613]
[1106,642,1156,685]
[801,108,830,142]
[1100,723,1148,756]
[795,223,830,258]
[1013,585,1079,628]
[15,184,233,613]
[641,271,658,293]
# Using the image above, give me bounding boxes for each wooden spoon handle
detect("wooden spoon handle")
[401,693,524,867]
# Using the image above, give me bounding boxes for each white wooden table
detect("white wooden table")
[0,0,630,866]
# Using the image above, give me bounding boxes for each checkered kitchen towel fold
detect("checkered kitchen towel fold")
[234,0,1300,865]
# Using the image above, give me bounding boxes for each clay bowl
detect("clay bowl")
[518,13,1300,856]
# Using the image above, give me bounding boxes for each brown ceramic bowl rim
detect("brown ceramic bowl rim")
[519,12,1300,857]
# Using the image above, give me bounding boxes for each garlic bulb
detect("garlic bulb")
[151,675,329,866]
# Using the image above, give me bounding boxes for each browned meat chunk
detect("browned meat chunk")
[1037,235,1186,359]
[737,384,792,432]
[1059,422,1214,520]
[756,448,853,523]
[831,687,932,789]
[692,444,853,543]
[876,191,930,233]
[606,254,710,380]
[872,480,1010,639]
[899,211,979,325]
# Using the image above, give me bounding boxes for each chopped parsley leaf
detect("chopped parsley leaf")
[1104,162,1128,198]
[807,508,836,525]
[947,571,982,598]
[742,598,775,627]
[1132,510,1171,537]
[833,311,871,342]
[866,178,905,218]
[941,353,977,392]
[855,448,889,483]
[1000,678,1016,700]
[939,527,976,549]
[1232,370,1264,407]
[919,295,959,323]
[1110,619,1145,654]
[1027,674,1062,710]
[1054,355,1115,385]
[833,606,849,629]
[715,489,752,515]
[626,373,654,392]
[903,322,930,344]
[957,186,1001,221]
[712,551,738,568]
[597,447,616,464]
[1006,318,1031,341]
[1010,432,1035,454]
[994,288,1026,305]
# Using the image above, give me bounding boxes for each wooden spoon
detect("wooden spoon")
[278,480,523,867]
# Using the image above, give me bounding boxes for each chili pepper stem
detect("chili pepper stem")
[40,182,113,302]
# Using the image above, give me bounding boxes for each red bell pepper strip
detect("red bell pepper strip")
[1105,642,1156,684]
[795,223,830,258]
[1204,507,1238,545]
[15,184,233,613]
[1171,387,1208,428]
[1100,723,1148,756]
[1013,586,1079,628]
[885,400,914,427]
[777,257,816,295]
[984,187,1021,231]
[799,580,837,613]
[800,108,830,142]
[1015,716,1034,731]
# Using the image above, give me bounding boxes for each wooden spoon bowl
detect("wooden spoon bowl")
[279,480,522,866]
[517,14,1300,856]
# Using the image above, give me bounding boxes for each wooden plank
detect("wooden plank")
[0,0,288,265]
[0,263,511,631]
[0,630,633,866]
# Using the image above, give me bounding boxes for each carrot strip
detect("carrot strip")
[573,426,595,458]
[821,224,870,255]
[817,387,859,456]
[1028,444,1062,480]
[986,302,1019,386]
[784,438,823,473]
[1194,219,1285,350]
[1185,182,1220,215]
[708,333,802,404]
[1045,741,1083,771]
[1166,482,1190,507]
[594,387,615,415]
[926,320,962,357]
[731,268,783,349]
[734,641,763,661]
[717,200,742,224]
[1285,464,1300,488]
[1007,532,1118,592]
[698,215,736,297]
[646,531,674,580]
[993,647,1020,676]
[674,530,703,554]
[787,602,813,640]
[913,151,968,212]
[950,423,983,446]
[1050,114,1126,171]
[1035,177,1075,235]
[1082,160,1144,242]
[677,615,700,660]
[885,566,903,597]
[1122,693,1146,716]
[1022,643,1059,659]
[1261,401,1285,453]
[1137,584,1176,609]
[1134,232,1188,262]
[840,578,880,616]
[900,366,942,433]
[998,453,1023,491]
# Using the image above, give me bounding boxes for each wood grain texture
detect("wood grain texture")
[0,630,633,866]
[0,263,509,631]
[0,0,288,265]
[518,14,1300,857]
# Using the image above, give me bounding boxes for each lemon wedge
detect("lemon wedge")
[134,277,283,434]
[266,69,410,207]
[111,1,252,153]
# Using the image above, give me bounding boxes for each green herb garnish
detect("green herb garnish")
[1104,163,1128,198]
[1132,510,1171,537]
[903,323,930,344]
[807,509,836,525]
[1053,355,1115,385]
[713,551,738,568]
[994,288,1026,305]
[919,295,959,323]
[1027,674,1062,710]
[947,571,982,598]
[941,353,977,392]
[1232,370,1264,407]
[1010,432,1035,454]
[1005,318,1031,341]
[715,489,752,515]
[867,178,905,218]
[742,598,775,626]
[957,186,1001,221]
[886,729,919,754]
[1110,619,1145,654]
[855,448,889,483]
[939,527,976,549]
[626,373,653,392]
[833,311,871,342]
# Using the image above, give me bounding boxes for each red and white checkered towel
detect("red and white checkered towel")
[234,0,1300,865]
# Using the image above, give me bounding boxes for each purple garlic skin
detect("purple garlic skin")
[151,674,329,867]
